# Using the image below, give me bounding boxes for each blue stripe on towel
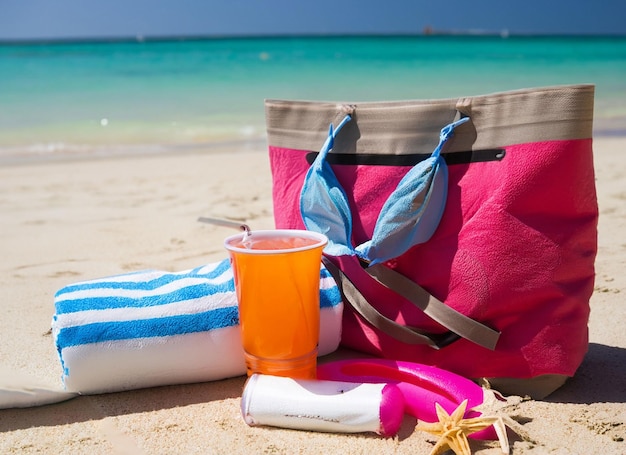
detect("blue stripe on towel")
[55,259,232,297]
[55,260,340,315]
[55,281,235,315]
[56,306,240,348]
[57,280,339,317]
[320,284,341,309]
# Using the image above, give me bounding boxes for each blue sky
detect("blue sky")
[0,0,625,40]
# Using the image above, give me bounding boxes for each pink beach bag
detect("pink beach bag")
[265,85,597,398]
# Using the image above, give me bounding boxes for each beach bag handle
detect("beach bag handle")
[302,113,500,351]
[322,257,500,350]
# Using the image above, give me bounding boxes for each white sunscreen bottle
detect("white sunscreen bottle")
[241,374,404,437]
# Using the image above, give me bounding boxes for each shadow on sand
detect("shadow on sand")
[2,342,623,434]
[0,375,247,433]
[547,342,626,404]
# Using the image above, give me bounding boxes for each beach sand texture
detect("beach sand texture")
[0,137,624,454]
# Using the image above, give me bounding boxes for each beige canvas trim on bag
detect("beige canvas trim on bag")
[265,84,594,154]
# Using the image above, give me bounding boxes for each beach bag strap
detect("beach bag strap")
[322,257,456,349]
[366,262,500,349]
[322,257,499,350]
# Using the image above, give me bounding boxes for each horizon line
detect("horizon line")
[1,31,625,45]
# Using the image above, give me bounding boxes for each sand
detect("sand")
[0,137,624,454]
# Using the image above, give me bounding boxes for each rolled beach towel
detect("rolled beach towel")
[52,258,343,395]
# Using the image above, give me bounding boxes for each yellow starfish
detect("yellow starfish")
[415,399,511,455]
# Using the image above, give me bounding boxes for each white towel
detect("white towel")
[51,259,343,395]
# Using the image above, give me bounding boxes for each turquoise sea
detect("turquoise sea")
[1,35,625,161]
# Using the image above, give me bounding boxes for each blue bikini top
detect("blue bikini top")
[300,115,469,265]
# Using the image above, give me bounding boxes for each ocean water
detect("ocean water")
[1,35,625,161]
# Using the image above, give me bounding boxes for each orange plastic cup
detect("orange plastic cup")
[224,229,328,379]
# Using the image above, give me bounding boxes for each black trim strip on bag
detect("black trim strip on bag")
[322,257,461,350]
[366,263,500,350]
[305,149,506,166]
